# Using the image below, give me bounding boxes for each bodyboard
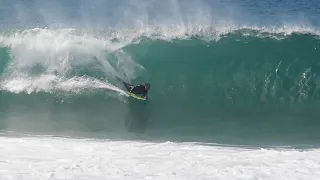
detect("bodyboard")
[127,92,146,100]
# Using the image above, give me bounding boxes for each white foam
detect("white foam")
[0,28,146,95]
[0,136,319,180]
[0,28,130,76]
[0,75,128,96]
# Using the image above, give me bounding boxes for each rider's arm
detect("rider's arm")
[142,91,148,99]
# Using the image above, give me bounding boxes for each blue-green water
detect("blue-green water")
[0,0,320,146]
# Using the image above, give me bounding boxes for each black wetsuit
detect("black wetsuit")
[123,82,148,97]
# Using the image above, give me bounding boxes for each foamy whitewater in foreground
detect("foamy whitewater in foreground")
[0,137,319,180]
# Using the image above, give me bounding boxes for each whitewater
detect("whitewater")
[1,0,320,179]
[0,136,319,180]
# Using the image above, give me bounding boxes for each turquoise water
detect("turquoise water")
[0,0,320,147]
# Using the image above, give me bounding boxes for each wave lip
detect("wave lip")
[1,24,319,45]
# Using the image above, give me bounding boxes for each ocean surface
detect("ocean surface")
[1,0,320,179]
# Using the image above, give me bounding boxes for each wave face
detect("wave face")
[1,0,320,146]
[1,27,320,146]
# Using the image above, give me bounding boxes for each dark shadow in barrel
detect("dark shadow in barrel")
[125,98,150,133]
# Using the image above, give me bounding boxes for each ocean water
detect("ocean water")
[1,0,320,179]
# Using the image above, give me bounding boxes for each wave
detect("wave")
[0,26,320,145]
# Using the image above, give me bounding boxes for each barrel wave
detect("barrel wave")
[0,27,320,146]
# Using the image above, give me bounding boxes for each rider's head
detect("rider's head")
[145,83,151,90]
